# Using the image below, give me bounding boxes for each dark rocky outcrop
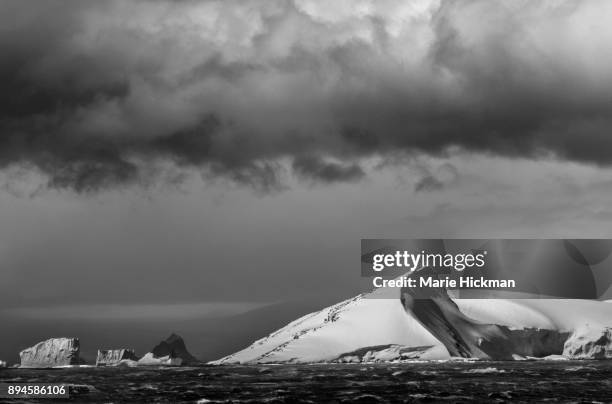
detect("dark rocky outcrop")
[19,338,80,368]
[96,349,139,366]
[138,333,199,366]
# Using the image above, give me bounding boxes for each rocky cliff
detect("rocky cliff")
[138,333,198,366]
[96,349,139,366]
[19,338,80,368]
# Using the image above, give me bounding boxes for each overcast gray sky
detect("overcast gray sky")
[2,0,612,360]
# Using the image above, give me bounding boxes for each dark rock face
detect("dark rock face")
[96,349,139,366]
[147,333,198,365]
[19,338,80,368]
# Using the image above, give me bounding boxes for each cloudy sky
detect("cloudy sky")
[2,0,612,360]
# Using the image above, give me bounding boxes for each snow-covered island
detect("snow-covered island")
[212,274,612,364]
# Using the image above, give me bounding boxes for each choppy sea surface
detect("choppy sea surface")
[1,361,611,403]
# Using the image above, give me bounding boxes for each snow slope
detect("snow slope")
[212,291,446,364]
[212,281,612,364]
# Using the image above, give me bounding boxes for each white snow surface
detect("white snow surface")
[455,299,612,331]
[211,288,612,364]
[213,293,444,364]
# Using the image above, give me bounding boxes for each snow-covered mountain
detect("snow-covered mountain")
[211,280,612,364]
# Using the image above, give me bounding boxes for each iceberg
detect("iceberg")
[19,338,80,368]
[96,349,139,366]
[563,325,612,359]
[137,352,183,366]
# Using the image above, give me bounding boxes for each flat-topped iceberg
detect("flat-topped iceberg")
[96,349,139,366]
[20,338,80,368]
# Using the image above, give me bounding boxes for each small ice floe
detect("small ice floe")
[55,364,94,368]
[542,354,569,361]
[463,367,505,374]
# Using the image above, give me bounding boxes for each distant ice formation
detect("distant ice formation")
[96,349,138,366]
[19,338,80,368]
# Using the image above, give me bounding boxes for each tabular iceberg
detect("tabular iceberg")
[96,349,139,366]
[19,337,80,368]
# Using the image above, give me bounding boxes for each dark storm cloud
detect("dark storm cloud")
[2,0,612,191]
[292,155,364,183]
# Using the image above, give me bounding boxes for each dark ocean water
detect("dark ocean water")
[1,361,611,403]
